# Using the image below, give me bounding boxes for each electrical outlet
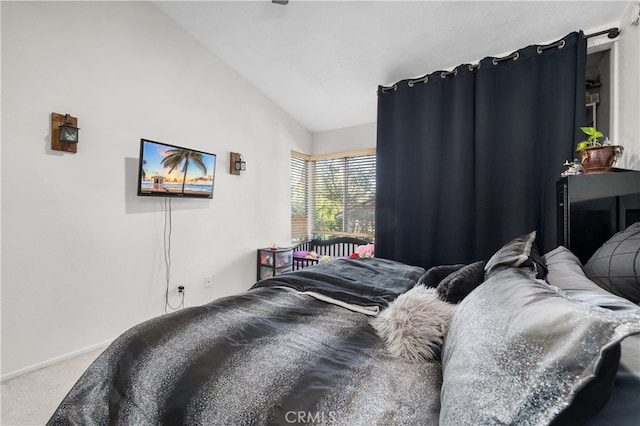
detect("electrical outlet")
[176,285,185,294]
[204,276,212,288]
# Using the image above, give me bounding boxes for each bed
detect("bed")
[291,237,372,270]
[48,189,640,425]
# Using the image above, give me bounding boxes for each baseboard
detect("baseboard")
[1,338,114,382]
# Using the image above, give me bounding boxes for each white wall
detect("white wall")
[312,122,376,156]
[617,1,640,169]
[310,9,640,164]
[1,1,311,378]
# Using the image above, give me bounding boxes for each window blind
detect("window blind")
[311,153,376,238]
[290,153,309,241]
[291,150,376,242]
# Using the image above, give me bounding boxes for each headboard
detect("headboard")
[557,169,640,264]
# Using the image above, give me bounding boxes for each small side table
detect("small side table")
[257,247,293,280]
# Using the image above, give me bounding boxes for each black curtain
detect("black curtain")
[376,66,476,268]
[376,32,586,268]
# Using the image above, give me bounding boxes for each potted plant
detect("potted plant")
[575,126,623,174]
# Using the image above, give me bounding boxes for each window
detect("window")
[290,153,309,242]
[291,149,376,241]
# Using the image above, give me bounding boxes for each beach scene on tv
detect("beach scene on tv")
[139,140,216,197]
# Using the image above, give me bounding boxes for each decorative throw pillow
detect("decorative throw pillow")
[436,261,486,304]
[551,343,621,426]
[440,267,640,425]
[370,285,455,362]
[543,245,640,424]
[417,264,466,288]
[583,222,640,304]
[484,230,547,279]
[354,243,375,258]
[544,246,640,314]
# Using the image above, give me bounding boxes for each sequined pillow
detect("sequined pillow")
[440,267,640,425]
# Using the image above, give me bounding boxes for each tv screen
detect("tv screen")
[137,139,216,199]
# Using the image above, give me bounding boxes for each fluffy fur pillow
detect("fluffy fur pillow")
[370,285,455,362]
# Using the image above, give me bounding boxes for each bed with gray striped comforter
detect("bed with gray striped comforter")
[47,258,442,425]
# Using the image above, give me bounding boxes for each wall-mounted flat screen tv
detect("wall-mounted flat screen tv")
[137,139,216,199]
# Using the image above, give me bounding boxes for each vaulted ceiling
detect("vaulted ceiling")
[154,1,628,133]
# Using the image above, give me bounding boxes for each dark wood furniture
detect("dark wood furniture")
[556,169,640,264]
[291,237,371,271]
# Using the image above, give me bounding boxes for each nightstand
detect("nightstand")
[257,247,293,280]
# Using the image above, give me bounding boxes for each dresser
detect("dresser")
[556,169,640,264]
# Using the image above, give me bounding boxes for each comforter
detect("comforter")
[47,251,640,425]
[48,258,442,425]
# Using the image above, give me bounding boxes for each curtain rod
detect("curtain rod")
[585,27,620,39]
[380,28,621,93]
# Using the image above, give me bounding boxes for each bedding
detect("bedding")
[583,222,640,304]
[484,230,548,280]
[48,258,446,425]
[370,285,455,362]
[544,245,640,425]
[544,245,639,314]
[417,263,466,287]
[435,260,485,303]
[440,267,640,425]
[48,240,640,426]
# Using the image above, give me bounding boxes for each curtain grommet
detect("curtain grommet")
[441,69,457,78]
[381,84,397,93]
[493,51,519,65]
[408,76,428,88]
[537,39,566,54]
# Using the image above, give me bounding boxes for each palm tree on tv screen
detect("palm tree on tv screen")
[161,148,208,194]
[141,159,148,181]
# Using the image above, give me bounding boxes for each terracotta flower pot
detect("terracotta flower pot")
[576,145,623,174]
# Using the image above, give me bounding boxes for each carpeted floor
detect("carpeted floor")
[1,348,104,426]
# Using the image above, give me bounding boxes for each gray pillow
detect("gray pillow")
[417,264,466,288]
[484,231,547,279]
[436,261,486,304]
[583,222,640,304]
[440,267,640,425]
[544,245,640,314]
